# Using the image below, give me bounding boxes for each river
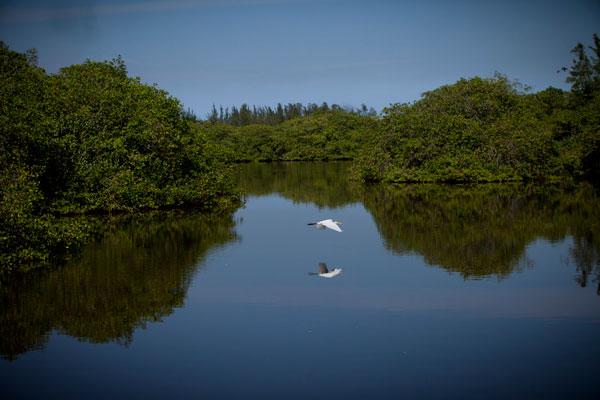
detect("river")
[1,161,599,399]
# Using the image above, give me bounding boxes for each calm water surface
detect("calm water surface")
[2,162,600,399]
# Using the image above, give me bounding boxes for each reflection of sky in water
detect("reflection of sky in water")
[189,194,600,320]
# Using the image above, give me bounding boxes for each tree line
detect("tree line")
[199,107,379,162]
[205,102,377,126]
[197,34,599,183]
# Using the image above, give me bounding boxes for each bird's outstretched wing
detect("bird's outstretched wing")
[318,262,329,274]
[318,219,342,232]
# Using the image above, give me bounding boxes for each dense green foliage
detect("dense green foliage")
[353,35,600,182]
[201,109,379,161]
[1,42,239,272]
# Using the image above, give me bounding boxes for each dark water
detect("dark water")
[2,162,600,399]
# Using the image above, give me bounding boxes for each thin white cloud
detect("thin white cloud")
[0,0,311,23]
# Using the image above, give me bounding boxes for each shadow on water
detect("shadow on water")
[0,211,237,361]
[238,162,600,282]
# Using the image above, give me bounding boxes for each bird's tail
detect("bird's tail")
[307,222,317,225]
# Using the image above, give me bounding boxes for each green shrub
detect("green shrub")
[0,42,239,272]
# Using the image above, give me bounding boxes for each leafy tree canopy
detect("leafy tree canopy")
[0,42,239,272]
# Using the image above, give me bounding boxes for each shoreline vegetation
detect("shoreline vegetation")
[2,34,599,273]
[201,34,599,183]
[1,42,240,273]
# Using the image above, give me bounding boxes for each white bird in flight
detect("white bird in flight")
[309,262,343,278]
[307,218,343,232]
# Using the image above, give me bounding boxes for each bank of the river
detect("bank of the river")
[1,42,240,273]
[202,72,600,184]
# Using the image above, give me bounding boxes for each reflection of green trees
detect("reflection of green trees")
[569,205,600,293]
[571,235,600,294]
[0,211,237,361]
[239,162,600,282]
[363,185,552,278]
[236,161,360,208]
[362,183,600,280]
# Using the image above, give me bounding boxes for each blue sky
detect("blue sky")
[1,0,599,116]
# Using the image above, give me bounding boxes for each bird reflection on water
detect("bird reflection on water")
[309,262,343,278]
[307,219,343,232]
